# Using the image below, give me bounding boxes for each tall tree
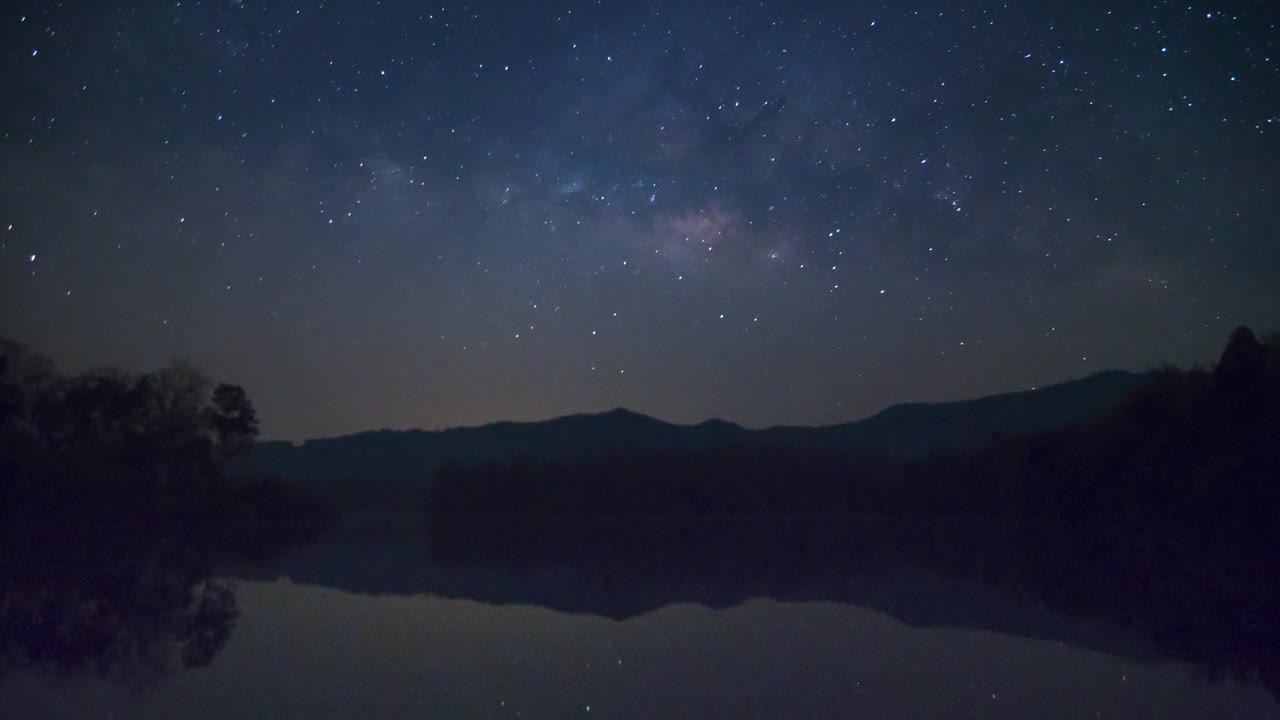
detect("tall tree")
[205,383,259,460]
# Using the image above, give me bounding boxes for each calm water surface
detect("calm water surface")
[4,572,1277,719]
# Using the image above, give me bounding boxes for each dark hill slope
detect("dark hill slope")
[233,370,1155,508]
[756,370,1149,455]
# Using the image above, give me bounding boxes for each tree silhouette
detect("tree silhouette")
[1215,326,1268,395]
[206,383,260,460]
[0,534,239,685]
[0,336,329,685]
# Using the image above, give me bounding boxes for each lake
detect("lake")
[2,515,1277,719]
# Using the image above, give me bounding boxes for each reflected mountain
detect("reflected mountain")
[4,329,1278,713]
[217,327,1280,702]
[226,510,1278,702]
[229,513,1135,639]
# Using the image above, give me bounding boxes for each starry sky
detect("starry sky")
[2,0,1278,440]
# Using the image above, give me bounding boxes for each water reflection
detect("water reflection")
[0,536,237,687]
[3,580,1277,719]
[3,516,1279,718]
[2,512,1280,712]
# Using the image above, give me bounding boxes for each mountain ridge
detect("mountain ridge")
[233,369,1157,508]
[270,369,1144,444]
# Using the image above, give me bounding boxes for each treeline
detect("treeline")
[0,337,332,681]
[428,327,1280,693]
[429,326,1279,525]
[431,443,1035,517]
[1007,327,1280,690]
[0,337,333,549]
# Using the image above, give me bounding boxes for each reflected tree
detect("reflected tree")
[0,336,329,687]
[0,537,238,686]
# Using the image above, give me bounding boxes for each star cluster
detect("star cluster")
[2,0,1278,439]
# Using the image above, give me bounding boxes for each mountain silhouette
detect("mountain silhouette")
[233,369,1154,508]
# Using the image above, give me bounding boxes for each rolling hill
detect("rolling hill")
[232,369,1155,508]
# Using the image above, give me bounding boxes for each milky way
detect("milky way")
[2,1,1278,439]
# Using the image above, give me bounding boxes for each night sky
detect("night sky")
[2,1,1277,440]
